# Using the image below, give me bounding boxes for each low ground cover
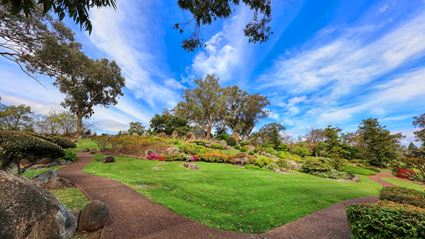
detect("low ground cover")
[51,188,89,211]
[84,154,382,233]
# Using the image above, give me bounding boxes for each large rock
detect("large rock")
[78,200,109,232]
[165,147,181,155]
[0,171,77,239]
[32,171,73,189]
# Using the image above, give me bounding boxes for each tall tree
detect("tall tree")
[322,126,344,159]
[413,113,425,146]
[174,74,224,139]
[357,118,402,167]
[0,103,33,131]
[239,94,270,139]
[176,0,272,51]
[1,0,116,32]
[55,57,125,138]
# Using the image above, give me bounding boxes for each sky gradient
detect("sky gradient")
[1,0,424,143]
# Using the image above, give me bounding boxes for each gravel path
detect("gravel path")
[368,171,396,187]
[59,153,378,239]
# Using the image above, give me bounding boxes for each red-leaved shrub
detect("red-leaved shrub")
[396,169,416,179]
[147,151,165,161]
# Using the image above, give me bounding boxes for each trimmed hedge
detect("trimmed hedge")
[0,130,64,168]
[347,201,425,239]
[379,187,425,208]
[27,133,76,149]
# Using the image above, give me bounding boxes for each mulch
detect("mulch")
[59,153,378,239]
[368,171,396,187]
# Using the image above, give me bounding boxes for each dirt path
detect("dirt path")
[59,153,378,239]
[368,171,396,187]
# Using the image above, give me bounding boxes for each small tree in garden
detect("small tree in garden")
[36,111,76,136]
[150,112,189,136]
[128,122,146,136]
[251,123,285,147]
[356,118,403,167]
[0,103,33,131]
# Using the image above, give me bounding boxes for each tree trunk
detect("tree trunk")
[206,123,212,139]
[76,115,83,139]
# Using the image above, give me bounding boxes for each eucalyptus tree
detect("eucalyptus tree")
[0,103,33,131]
[175,74,225,139]
[55,56,125,138]
[1,0,116,32]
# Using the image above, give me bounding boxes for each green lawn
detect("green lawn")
[51,187,89,210]
[381,177,425,192]
[77,138,99,150]
[84,154,382,233]
[342,165,379,176]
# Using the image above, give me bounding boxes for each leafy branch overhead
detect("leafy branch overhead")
[176,0,272,51]
[1,0,117,32]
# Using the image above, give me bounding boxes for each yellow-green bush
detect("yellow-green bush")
[379,187,425,208]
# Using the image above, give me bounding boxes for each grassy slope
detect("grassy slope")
[84,154,382,233]
[76,138,99,150]
[342,165,378,176]
[381,177,425,192]
[22,165,62,179]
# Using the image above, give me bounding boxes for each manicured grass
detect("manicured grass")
[22,166,62,179]
[77,138,99,150]
[381,177,425,192]
[51,188,89,210]
[84,154,382,233]
[342,165,379,176]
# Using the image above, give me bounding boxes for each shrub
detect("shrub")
[0,130,64,172]
[164,152,187,161]
[234,145,240,150]
[146,151,165,161]
[27,133,76,149]
[226,136,237,146]
[300,159,333,174]
[240,147,248,153]
[216,133,230,141]
[379,187,425,208]
[250,155,274,168]
[396,169,416,179]
[179,143,208,155]
[209,143,225,150]
[188,155,200,162]
[248,150,255,155]
[275,144,289,152]
[276,158,288,169]
[277,151,301,161]
[92,135,111,151]
[347,201,425,239]
[200,152,229,163]
[63,148,77,161]
[263,162,279,171]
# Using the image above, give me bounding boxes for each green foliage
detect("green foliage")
[63,148,77,161]
[357,118,403,167]
[128,122,146,135]
[379,187,425,208]
[0,103,33,131]
[0,130,64,172]
[150,112,189,136]
[216,133,230,141]
[226,136,237,146]
[177,0,271,51]
[179,143,209,155]
[301,158,348,179]
[289,143,311,157]
[275,144,289,152]
[276,158,288,169]
[200,152,229,163]
[347,201,425,239]
[277,151,301,161]
[92,135,166,155]
[250,155,274,168]
[2,0,116,33]
[29,133,76,149]
[36,111,76,136]
[209,143,225,150]
[251,123,285,147]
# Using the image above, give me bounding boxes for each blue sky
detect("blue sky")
[1,0,425,143]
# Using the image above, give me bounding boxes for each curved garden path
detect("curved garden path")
[59,153,378,239]
[368,171,396,187]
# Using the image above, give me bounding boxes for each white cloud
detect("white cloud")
[187,8,252,82]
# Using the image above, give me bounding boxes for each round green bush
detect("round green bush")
[27,133,76,149]
[0,130,65,169]
[379,187,425,208]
